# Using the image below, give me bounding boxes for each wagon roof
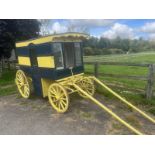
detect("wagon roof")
[16,32,89,48]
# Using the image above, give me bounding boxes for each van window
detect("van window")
[63,43,75,68]
[74,43,82,66]
[53,43,64,69]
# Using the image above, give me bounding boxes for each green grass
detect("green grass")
[0,70,16,86]
[84,51,155,113]
[0,70,17,96]
[84,51,155,91]
[84,51,155,63]
[85,64,148,90]
[0,85,17,96]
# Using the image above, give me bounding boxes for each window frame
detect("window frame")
[74,42,83,67]
[52,42,64,70]
[52,41,83,70]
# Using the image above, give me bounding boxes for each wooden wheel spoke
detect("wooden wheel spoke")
[16,70,30,99]
[61,100,67,105]
[77,77,95,98]
[50,93,56,98]
[48,83,69,113]
[60,101,65,109]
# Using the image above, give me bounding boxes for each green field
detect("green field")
[84,51,155,63]
[0,70,17,96]
[84,51,155,114]
[84,52,155,91]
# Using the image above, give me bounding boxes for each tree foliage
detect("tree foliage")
[83,36,155,56]
[0,19,40,59]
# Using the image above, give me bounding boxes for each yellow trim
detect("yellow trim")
[16,33,89,47]
[18,56,31,66]
[41,78,53,97]
[37,56,55,68]
[56,73,84,82]
[16,36,52,47]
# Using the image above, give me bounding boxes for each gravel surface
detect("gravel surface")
[0,93,154,135]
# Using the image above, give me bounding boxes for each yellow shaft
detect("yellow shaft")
[73,84,143,135]
[93,77,155,124]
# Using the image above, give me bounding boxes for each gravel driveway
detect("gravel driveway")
[0,93,154,135]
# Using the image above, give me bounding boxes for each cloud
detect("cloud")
[40,19,116,35]
[49,20,115,34]
[68,19,115,27]
[50,22,67,33]
[102,23,135,39]
[141,22,155,33]
[147,33,155,40]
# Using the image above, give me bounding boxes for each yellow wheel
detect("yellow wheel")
[48,83,69,113]
[77,77,95,98]
[15,70,31,99]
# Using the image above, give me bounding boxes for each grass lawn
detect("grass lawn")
[0,70,17,96]
[84,51,155,63]
[84,51,155,90]
[84,51,155,115]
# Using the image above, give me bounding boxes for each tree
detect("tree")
[39,19,52,36]
[0,19,40,59]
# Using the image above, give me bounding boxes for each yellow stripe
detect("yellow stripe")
[37,56,55,68]
[16,33,89,47]
[16,36,52,47]
[18,56,31,66]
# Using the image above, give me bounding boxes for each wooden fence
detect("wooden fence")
[0,59,16,77]
[85,62,155,99]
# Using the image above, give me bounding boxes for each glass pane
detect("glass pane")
[53,43,64,69]
[64,43,75,68]
[74,43,82,66]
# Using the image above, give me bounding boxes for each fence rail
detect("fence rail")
[0,60,16,77]
[84,61,155,99]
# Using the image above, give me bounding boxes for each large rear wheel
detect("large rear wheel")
[15,70,31,99]
[48,83,69,113]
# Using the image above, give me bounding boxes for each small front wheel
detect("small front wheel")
[77,77,95,98]
[48,83,69,113]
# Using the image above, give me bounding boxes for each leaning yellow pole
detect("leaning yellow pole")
[73,84,143,135]
[93,77,155,124]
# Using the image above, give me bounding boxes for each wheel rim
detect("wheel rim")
[15,70,30,98]
[48,83,69,113]
[77,77,95,98]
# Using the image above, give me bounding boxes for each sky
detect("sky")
[41,19,155,40]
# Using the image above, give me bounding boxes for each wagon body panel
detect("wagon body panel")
[15,32,88,97]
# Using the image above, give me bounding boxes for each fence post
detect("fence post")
[94,62,99,77]
[7,59,11,70]
[146,64,155,99]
